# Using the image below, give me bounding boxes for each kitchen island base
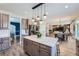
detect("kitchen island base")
[23,36,58,56]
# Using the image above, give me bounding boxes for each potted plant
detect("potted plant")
[36,32,42,38]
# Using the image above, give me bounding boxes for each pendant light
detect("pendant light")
[37,16,40,20]
[32,9,35,22]
[34,9,37,25]
[39,5,43,24]
[36,7,40,20]
[43,4,47,19]
[34,21,37,25]
[32,3,46,25]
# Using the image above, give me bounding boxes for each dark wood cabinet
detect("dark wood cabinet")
[32,41,39,56]
[23,38,32,55]
[39,44,51,56]
[23,38,51,56]
[39,49,50,56]
[27,39,32,55]
[76,39,79,56]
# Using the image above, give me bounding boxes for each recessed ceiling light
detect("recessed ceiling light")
[65,5,68,8]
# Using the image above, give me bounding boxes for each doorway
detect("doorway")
[10,17,20,44]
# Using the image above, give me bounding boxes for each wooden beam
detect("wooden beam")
[32,3,44,9]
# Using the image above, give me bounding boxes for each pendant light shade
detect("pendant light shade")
[32,18,34,22]
[40,20,43,24]
[32,9,35,22]
[43,14,46,19]
[34,21,37,25]
[39,4,43,24]
[43,4,47,19]
[34,9,37,24]
[37,16,40,20]
[32,3,47,25]
[36,7,40,20]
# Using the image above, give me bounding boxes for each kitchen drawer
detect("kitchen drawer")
[39,49,50,56]
[40,44,51,52]
[32,41,39,46]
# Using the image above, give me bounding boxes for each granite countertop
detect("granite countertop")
[24,35,58,47]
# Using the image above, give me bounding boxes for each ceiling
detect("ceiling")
[0,3,79,24]
[0,3,37,17]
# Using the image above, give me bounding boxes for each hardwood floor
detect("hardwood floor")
[0,36,76,56]
[59,41,76,56]
[59,36,76,56]
[0,43,27,56]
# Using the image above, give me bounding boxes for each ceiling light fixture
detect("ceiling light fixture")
[34,9,37,25]
[40,20,43,24]
[32,18,35,22]
[34,21,37,25]
[36,7,40,20]
[32,3,47,25]
[43,4,47,19]
[37,16,40,20]
[65,5,68,8]
[39,5,43,24]
[32,10,35,22]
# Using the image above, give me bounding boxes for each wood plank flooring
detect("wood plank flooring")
[0,43,27,56]
[0,36,76,56]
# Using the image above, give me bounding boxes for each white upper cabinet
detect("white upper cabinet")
[2,14,9,29]
[0,13,9,29]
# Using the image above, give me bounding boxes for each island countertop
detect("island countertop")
[23,35,58,47]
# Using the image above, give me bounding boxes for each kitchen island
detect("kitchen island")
[23,35,58,56]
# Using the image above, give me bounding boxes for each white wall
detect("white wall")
[39,20,46,37]
[46,16,74,25]
[0,9,26,44]
[75,17,79,40]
